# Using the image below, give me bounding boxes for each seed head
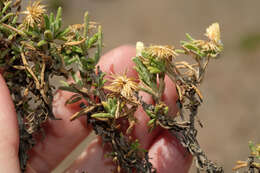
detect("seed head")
[145,45,178,60]
[22,1,46,27]
[104,74,139,102]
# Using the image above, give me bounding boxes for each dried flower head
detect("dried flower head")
[70,24,84,31]
[205,22,221,44]
[66,22,98,41]
[104,74,139,102]
[193,39,222,58]
[145,45,178,60]
[22,1,46,27]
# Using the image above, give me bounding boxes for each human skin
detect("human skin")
[0,45,192,173]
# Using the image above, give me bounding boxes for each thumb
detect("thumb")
[0,75,20,172]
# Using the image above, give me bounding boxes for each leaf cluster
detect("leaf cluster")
[0,1,102,171]
[233,141,260,172]
[132,23,224,172]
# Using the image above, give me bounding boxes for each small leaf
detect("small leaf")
[64,55,79,66]
[102,101,109,112]
[87,33,98,49]
[145,109,156,118]
[175,49,185,54]
[148,118,155,126]
[83,11,89,38]
[37,40,48,47]
[164,106,169,115]
[49,12,54,23]
[91,113,113,118]
[44,14,50,29]
[56,27,70,39]
[65,94,82,105]
[94,26,102,64]
[56,7,62,23]
[59,86,79,93]
[44,30,53,41]
[147,66,161,74]
[186,33,194,41]
[60,80,69,87]
[0,13,14,23]
[2,1,12,14]
[72,72,83,86]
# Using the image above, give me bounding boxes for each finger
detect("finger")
[162,75,178,116]
[98,45,138,77]
[131,91,162,149]
[27,45,137,172]
[148,131,192,173]
[132,76,179,149]
[27,90,92,173]
[0,75,20,172]
[65,137,114,173]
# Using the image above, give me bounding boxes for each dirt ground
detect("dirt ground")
[51,0,260,172]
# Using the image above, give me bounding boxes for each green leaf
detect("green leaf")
[102,101,109,112]
[182,42,205,58]
[11,15,17,25]
[87,33,98,49]
[0,48,9,59]
[60,80,69,87]
[2,1,12,14]
[185,33,194,41]
[83,11,89,38]
[131,139,140,150]
[56,27,70,39]
[37,40,48,47]
[183,42,199,52]
[49,12,54,25]
[44,30,53,41]
[55,7,62,23]
[0,13,14,23]
[80,57,95,71]
[101,98,118,115]
[175,49,185,54]
[65,94,82,105]
[133,57,157,91]
[164,106,169,115]
[249,141,255,152]
[71,46,83,54]
[64,55,79,66]
[148,118,156,126]
[72,72,83,86]
[91,113,113,118]
[44,14,50,29]
[145,109,156,118]
[94,26,102,64]
[147,66,161,74]
[59,86,79,93]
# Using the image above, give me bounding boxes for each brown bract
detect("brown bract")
[22,1,46,27]
[145,45,178,60]
[104,73,139,103]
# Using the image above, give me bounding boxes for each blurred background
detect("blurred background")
[41,0,260,172]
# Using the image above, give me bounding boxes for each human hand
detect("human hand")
[0,45,192,173]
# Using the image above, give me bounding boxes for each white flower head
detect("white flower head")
[136,41,144,57]
[205,23,221,44]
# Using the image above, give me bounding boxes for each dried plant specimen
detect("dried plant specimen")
[0,1,234,173]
